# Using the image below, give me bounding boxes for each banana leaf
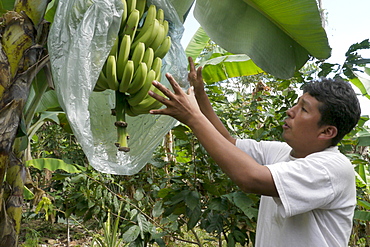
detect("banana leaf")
[192,0,331,79]
[185,27,210,60]
[201,54,264,83]
[185,27,264,83]
[168,0,194,23]
[26,158,81,173]
[350,76,370,100]
[346,66,370,99]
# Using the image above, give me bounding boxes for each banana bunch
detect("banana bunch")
[93,0,172,152]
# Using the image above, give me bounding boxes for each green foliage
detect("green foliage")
[338,116,370,246]
[19,228,41,247]
[35,197,53,221]
[91,206,124,247]
[30,123,85,164]
[0,0,15,14]
[26,158,81,174]
[26,38,370,246]
[316,41,370,245]
[318,38,370,100]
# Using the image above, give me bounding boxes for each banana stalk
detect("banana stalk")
[115,91,130,152]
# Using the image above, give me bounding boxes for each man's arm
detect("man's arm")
[187,57,236,145]
[148,72,278,197]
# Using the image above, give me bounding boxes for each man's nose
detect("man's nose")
[286,106,295,118]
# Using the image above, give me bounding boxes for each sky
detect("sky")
[179,0,370,116]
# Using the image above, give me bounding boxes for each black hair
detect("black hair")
[302,78,361,146]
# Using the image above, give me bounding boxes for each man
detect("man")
[148,57,361,247]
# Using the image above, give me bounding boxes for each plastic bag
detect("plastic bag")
[48,0,188,175]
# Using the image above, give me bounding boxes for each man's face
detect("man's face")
[282,93,325,155]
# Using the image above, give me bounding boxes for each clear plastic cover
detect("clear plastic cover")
[48,0,188,175]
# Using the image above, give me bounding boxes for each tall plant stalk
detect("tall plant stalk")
[0,0,50,245]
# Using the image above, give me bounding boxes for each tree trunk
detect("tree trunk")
[0,0,50,245]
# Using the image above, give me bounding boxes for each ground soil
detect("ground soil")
[19,219,95,247]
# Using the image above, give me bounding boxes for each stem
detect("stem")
[115,91,130,152]
[24,63,51,128]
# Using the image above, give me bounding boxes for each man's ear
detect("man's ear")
[319,126,338,140]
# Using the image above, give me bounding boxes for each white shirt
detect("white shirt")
[236,139,356,247]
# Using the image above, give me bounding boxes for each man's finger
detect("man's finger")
[148,86,169,103]
[189,57,196,70]
[165,73,183,94]
[197,66,203,81]
[188,57,197,84]
[149,105,172,115]
[151,80,175,99]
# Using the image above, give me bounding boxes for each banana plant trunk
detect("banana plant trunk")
[0,0,50,245]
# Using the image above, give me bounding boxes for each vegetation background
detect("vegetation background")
[0,0,369,246]
[21,40,370,246]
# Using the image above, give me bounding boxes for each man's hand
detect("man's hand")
[148,73,203,127]
[188,57,205,97]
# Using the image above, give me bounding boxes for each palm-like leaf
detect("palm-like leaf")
[191,0,330,79]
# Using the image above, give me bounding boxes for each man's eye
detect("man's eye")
[302,107,307,112]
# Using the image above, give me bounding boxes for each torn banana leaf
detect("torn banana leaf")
[185,27,210,61]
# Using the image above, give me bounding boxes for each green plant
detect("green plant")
[91,205,124,247]
[19,228,41,247]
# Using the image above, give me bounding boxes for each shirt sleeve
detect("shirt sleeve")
[236,139,291,165]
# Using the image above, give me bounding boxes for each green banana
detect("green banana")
[142,47,154,70]
[131,4,156,43]
[154,35,171,59]
[163,20,169,39]
[119,0,128,34]
[156,8,164,25]
[126,87,164,116]
[109,36,119,58]
[106,55,119,90]
[119,60,135,93]
[117,34,131,80]
[126,98,163,116]
[93,81,106,92]
[94,70,110,91]
[124,105,135,116]
[123,9,140,40]
[93,85,106,92]
[126,0,136,15]
[151,57,162,81]
[135,0,147,19]
[127,69,156,106]
[149,23,165,51]
[132,18,159,49]
[131,41,145,70]
[127,62,148,94]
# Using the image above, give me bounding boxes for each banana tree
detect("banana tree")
[0,0,51,245]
